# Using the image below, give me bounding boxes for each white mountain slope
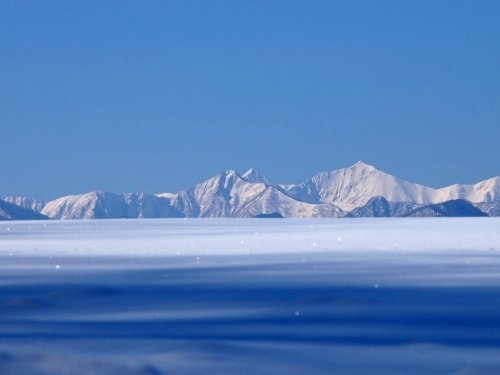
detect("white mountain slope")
[2,196,46,212]
[170,169,344,218]
[281,161,500,211]
[42,191,183,220]
[436,176,500,203]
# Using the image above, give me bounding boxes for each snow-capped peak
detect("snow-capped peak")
[281,162,500,211]
[157,192,177,200]
[223,169,239,177]
[349,160,377,171]
[241,168,275,185]
[242,167,258,176]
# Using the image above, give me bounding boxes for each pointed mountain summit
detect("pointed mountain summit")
[280,161,428,211]
[241,168,275,186]
[350,160,377,170]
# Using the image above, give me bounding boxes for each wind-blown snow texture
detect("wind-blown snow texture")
[1,218,500,374]
[34,162,500,219]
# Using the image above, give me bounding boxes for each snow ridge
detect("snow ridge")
[41,191,183,220]
[2,196,46,212]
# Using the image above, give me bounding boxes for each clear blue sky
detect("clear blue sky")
[1,0,499,200]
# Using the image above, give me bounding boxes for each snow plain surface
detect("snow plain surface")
[1,218,500,374]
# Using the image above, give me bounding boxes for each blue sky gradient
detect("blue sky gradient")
[1,1,499,199]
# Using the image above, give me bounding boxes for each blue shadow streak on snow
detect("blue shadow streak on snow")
[2,252,500,374]
[2,269,500,348]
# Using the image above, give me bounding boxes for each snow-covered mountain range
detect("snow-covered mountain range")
[166,169,342,219]
[2,161,499,220]
[281,161,499,211]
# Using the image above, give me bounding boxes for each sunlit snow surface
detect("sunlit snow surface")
[1,218,500,374]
